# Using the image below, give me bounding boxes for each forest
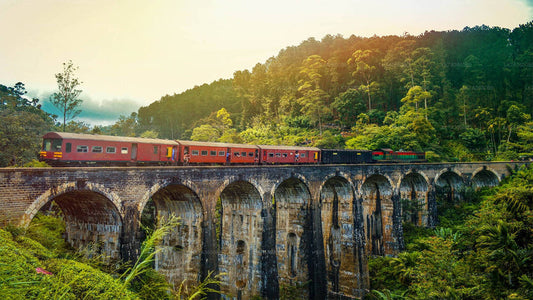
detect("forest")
[133,22,533,163]
[1,22,533,167]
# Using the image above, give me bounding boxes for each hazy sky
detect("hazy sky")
[1,0,532,125]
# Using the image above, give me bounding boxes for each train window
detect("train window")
[77,145,88,153]
[66,143,72,153]
[106,147,116,153]
[92,146,103,153]
[153,146,158,154]
[44,139,62,151]
[210,151,217,156]
[192,150,199,156]
[218,151,225,156]
[282,153,288,158]
[233,152,240,157]
[121,147,128,154]
[248,152,254,157]
[241,151,246,157]
[43,139,52,151]
[276,153,281,157]
[268,153,274,158]
[201,150,208,156]
[300,153,306,158]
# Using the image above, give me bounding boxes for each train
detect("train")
[39,131,425,166]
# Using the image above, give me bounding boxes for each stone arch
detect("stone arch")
[143,181,203,289]
[399,171,429,226]
[472,167,500,189]
[24,181,122,226]
[217,180,263,298]
[273,176,312,297]
[360,174,394,256]
[435,169,464,202]
[26,181,123,259]
[270,173,312,203]
[138,179,201,215]
[320,174,364,297]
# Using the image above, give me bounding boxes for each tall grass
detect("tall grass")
[121,215,179,289]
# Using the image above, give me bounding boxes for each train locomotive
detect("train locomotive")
[39,132,425,166]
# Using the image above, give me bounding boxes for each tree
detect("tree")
[190,124,219,142]
[109,113,139,137]
[297,55,331,134]
[332,88,367,127]
[400,86,432,113]
[50,60,83,132]
[348,50,380,110]
[0,83,55,166]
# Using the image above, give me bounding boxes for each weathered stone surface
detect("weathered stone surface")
[0,161,528,299]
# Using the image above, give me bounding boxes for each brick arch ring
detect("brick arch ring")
[22,181,122,227]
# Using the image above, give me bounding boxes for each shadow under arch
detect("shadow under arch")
[399,172,429,226]
[273,176,313,298]
[142,182,203,289]
[435,170,464,202]
[360,174,393,256]
[28,182,123,259]
[472,167,500,189]
[217,180,263,299]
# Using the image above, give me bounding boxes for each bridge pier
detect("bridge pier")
[427,184,438,227]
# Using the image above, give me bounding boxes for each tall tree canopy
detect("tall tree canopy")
[133,22,533,161]
[50,60,83,132]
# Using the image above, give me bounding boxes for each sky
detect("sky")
[0,0,532,125]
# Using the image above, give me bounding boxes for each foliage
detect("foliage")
[370,165,533,299]
[25,212,70,255]
[122,215,179,288]
[23,159,51,168]
[0,227,138,300]
[279,281,309,300]
[126,23,533,161]
[0,211,228,299]
[0,82,55,167]
[174,271,223,300]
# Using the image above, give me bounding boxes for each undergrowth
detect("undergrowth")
[0,213,222,299]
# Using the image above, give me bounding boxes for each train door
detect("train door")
[183,146,190,165]
[172,146,178,163]
[226,147,231,165]
[131,143,138,161]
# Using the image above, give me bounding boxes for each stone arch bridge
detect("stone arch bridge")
[0,162,524,299]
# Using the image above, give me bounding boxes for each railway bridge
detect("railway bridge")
[0,162,525,299]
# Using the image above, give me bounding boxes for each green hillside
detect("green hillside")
[135,22,533,161]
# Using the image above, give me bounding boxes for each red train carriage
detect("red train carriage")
[40,132,179,166]
[258,145,320,164]
[177,140,259,165]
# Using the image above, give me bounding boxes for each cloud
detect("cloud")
[40,94,142,126]
[519,0,533,12]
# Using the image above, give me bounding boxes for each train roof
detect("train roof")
[43,132,179,145]
[257,145,320,151]
[177,140,259,149]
